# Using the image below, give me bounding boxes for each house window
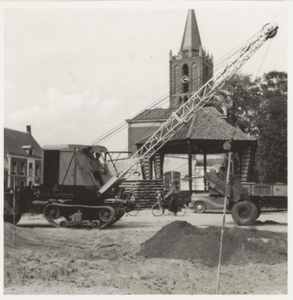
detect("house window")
[22,145,34,156]
[20,181,25,187]
[12,162,17,175]
[35,164,40,177]
[20,162,25,175]
[29,163,33,176]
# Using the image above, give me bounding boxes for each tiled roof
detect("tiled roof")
[129,108,175,121]
[135,107,256,144]
[4,128,42,159]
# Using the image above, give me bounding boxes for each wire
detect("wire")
[256,38,272,78]
[87,28,264,152]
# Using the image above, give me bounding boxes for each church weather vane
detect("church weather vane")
[182,75,189,84]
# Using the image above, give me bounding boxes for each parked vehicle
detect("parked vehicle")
[203,159,287,225]
[189,193,225,213]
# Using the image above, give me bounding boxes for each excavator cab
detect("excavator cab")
[42,144,113,202]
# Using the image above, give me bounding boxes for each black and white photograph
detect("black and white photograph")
[2,1,291,296]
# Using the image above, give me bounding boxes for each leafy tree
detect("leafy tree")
[213,71,287,183]
[213,72,262,134]
[254,72,287,183]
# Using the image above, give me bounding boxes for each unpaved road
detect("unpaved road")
[4,209,288,295]
[17,208,288,232]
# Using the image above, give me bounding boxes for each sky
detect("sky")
[2,1,291,154]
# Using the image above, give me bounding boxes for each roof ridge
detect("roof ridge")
[4,127,30,134]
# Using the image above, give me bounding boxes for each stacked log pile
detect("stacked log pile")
[121,180,191,209]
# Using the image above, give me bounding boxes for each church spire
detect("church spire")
[180,9,201,53]
[169,9,213,108]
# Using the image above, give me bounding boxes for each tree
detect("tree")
[213,71,287,183]
[213,72,262,134]
[254,72,287,183]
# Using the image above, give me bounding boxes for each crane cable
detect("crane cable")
[88,29,263,151]
[256,38,273,78]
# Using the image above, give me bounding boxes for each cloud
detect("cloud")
[6,87,120,145]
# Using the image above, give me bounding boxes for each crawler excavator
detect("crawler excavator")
[4,22,281,228]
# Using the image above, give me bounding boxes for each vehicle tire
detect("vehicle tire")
[176,203,187,216]
[127,203,140,216]
[231,201,258,225]
[151,203,164,217]
[194,201,206,213]
[255,205,261,220]
[4,214,21,225]
[43,204,60,220]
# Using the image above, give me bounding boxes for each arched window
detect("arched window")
[184,96,188,103]
[174,66,179,94]
[179,97,183,106]
[191,63,197,92]
[182,64,189,93]
[205,65,209,84]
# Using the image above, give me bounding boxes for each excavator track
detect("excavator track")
[42,203,119,230]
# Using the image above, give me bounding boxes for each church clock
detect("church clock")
[182,75,189,84]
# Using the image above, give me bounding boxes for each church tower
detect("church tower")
[169,10,214,108]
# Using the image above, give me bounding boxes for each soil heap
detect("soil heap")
[137,221,287,267]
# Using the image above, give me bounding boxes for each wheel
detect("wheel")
[99,207,115,223]
[194,201,206,213]
[43,204,60,220]
[176,203,187,216]
[151,203,164,217]
[126,203,140,216]
[60,221,67,227]
[91,220,101,228]
[4,214,21,225]
[231,201,258,225]
[255,205,261,220]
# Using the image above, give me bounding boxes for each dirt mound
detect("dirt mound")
[137,221,287,268]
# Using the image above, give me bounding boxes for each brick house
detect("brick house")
[4,126,42,188]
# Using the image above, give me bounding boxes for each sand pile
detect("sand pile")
[137,221,287,267]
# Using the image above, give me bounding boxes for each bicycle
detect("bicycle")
[121,189,140,216]
[124,198,140,216]
[151,185,187,217]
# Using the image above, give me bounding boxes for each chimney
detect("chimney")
[26,125,31,135]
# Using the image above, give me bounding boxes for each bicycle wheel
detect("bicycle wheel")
[151,203,164,217]
[127,203,140,216]
[176,203,187,216]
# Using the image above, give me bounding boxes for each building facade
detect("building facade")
[4,126,42,188]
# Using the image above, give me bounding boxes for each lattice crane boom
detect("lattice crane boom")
[99,22,278,195]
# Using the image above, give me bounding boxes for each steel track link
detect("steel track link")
[43,203,117,230]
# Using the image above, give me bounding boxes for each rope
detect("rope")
[216,150,232,294]
[256,38,272,78]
